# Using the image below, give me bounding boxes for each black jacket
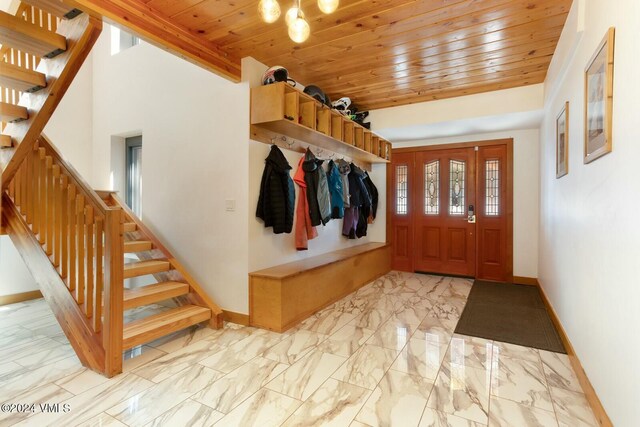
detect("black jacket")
[348,163,372,209]
[256,145,295,234]
[363,172,379,219]
[303,149,323,226]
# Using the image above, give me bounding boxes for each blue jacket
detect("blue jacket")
[327,160,344,219]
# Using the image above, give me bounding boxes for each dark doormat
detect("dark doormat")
[455,280,566,353]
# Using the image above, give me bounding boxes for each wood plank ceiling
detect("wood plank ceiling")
[121,0,572,110]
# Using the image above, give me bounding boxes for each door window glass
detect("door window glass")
[449,160,465,215]
[396,165,408,215]
[485,159,500,215]
[424,160,439,215]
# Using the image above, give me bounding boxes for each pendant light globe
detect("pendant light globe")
[317,0,339,14]
[288,16,310,43]
[285,6,304,27]
[259,0,281,23]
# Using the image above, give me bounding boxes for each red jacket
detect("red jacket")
[294,156,318,250]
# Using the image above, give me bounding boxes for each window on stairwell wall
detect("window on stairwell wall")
[126,136,143,218]
[110,25,140,55]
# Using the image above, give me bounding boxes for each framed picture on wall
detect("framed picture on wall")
[556,102,569,178]
[584,27,615,163]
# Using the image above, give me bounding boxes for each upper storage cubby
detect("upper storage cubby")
[250,82,391,167]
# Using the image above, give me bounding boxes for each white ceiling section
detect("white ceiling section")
[369,83,544,143]
[376,110,544,142]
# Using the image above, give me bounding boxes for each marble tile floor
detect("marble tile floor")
[0,272,598,427]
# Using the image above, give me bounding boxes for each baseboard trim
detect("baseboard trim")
[0,290,43,306]
[536,279,612,426]
[223,310,249,326]
[512,276,538,286]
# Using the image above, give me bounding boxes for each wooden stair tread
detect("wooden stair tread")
[0,134,12,148]
[0,62,47,93]
[21,0,81,19]
[123,260,170,279]
[123,222,137,232]
[0,9,67,58]
[123,305,211,349]
[0,101,28,123]
[124,281,190,310]
[124,240,153,253]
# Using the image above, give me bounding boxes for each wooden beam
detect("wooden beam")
[0,61,47,93]
[66,0,241,82]
[0,9,67,58]
[0,101,29,123]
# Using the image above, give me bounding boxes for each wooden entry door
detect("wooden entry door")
[389,152,414,272]
[389,140,513,281]
[476,144,511,281]
[413,148,476,276]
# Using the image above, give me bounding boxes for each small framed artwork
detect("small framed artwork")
[584,27,615,163]
[556,102,569,178]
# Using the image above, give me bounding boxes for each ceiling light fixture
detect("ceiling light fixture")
[317,0,339,14]
[258,0,281,24]
[285,5,304,28]
[288,11,310,43]
[260,0,340,44]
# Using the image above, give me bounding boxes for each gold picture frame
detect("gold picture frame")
[556,102,569,178]
[584,27,615,163]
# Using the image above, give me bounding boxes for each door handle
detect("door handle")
[467,205,476,223]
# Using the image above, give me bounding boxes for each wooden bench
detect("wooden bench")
[249,242,391,332]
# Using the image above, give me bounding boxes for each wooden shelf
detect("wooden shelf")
[251,82,391,167]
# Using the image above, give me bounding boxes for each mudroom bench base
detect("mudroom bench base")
[249,242,391,332]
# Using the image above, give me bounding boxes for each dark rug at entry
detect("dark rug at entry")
[455,280,566,353]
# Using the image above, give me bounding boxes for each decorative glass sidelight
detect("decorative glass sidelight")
[396,165,408,215]
[449,160,465,215]
[424,160,439,215]
[485,159,500,215]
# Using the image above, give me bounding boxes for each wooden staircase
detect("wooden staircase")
[0,1,223,378]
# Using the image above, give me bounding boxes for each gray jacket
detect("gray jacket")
[337,159,351,208]
[317,160,332,225]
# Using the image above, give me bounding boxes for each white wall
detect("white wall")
[539,0,640,425]
[0,237,35,295]
[393,129,539,278]
[43,55,94,179]
[89,29,250,314]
